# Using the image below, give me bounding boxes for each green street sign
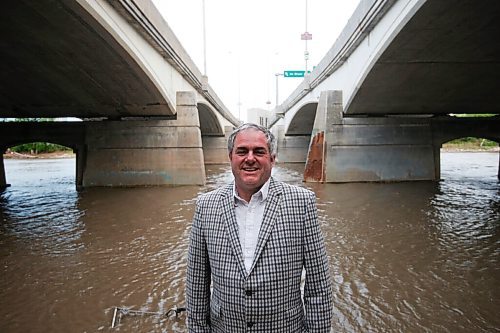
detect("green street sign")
[283,70,311,78]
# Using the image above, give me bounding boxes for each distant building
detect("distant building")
[246,108,272,128]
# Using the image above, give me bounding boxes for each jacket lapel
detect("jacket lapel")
[219,184,247,278]
[249,178,283,274]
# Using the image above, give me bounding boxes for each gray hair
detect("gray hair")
[227,123,277,155]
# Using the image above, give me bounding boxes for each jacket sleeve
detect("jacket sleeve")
[186,198,212,332]
[302,192,333,332]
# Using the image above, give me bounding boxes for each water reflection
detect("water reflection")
[0,152,498,332]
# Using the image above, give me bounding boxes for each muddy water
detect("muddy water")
[0,152,498,332]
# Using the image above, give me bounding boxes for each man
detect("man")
[186,123,332,332]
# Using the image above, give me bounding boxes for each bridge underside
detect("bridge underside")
[300,91,500,183]
[0,0,173,119]
[0,92,236,189]
[347,0,500,115]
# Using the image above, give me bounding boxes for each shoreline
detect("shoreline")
[2,147,498,160]
[440,146,499,153]
[3,151,75,159]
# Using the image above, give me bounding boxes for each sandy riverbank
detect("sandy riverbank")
[441,145,499,153]
[3,151,75,159]
[2,147,498,160]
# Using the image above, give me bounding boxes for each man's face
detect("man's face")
[230,128,275,199]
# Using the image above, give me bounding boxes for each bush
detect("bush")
[445,137,498,148]
[10,142,71,154]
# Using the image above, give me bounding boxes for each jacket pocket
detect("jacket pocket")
[286,303,304,318]
[210,299,225,332]
[287,303,306,331]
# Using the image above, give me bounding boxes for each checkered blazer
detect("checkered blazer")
[186,177,332,332]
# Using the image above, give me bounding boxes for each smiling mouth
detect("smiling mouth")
[242,167,258,172]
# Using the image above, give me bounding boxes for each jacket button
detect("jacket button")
[247,322,254,328]
[245,290,252,296]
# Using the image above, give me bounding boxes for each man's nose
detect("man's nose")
[246,151,256,162]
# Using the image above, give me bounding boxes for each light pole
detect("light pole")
[202,0,207,76]
[301,0,312,74]
[305,0,308,73]
[275,73,283,107]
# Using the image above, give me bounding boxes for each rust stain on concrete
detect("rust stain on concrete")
[304,131,325,182]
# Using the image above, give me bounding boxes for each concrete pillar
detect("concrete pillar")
[202,125,233,164]
[276,125,284,159]
[0,149,8,189]
[304,90,438,183]
[433,145,441,181]
[304,90,342,182]
[82,91,206,187]
[277,136,311,163]
[74,145,86,191]
[276,124,310,163]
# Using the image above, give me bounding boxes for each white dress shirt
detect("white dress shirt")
[233,179,270,273]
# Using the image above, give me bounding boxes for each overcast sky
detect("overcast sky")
[152,0,359,121]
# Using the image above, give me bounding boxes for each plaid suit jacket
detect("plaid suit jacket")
[186,177,332,332]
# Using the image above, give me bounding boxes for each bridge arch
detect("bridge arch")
[197,102,224,136]
[1,140,78,189]
[285,102,318,135]
[439,136,499,180]
[3,137,78,154]
[0,122,86,189]
[432,116,500,149]
[274,102,319,164]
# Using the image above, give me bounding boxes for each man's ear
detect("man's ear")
[270,154,276,164]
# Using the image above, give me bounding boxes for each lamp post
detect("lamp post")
[305,0,308,73]
[202,0,207,76]
[301,0,312,74]
[275,73,283,107]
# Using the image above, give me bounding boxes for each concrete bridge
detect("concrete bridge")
[271,0,500,182]
[0,0,239,188]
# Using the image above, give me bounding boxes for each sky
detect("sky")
[151,0,360,121]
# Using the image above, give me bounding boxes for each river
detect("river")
[0,152,498,332]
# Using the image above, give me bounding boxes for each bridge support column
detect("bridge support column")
[305,90,438,182]
[74,145,86,190]
[202,125,233,164]
[304,91,341,181]
[82,91,206,187]
[0,149,8,189]
[275,125,311,163]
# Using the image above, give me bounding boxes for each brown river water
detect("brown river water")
[0,152,498,332]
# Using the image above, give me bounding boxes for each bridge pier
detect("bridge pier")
[275,125,311,163]
[0,149,8,189]
[202,126,233,164]
[82,91,206,186]
[305,90,438,182]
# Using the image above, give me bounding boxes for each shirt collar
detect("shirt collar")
[233,177,271,203]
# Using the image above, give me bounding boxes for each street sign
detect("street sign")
[301,32,312,40]
[283,70,311,78]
